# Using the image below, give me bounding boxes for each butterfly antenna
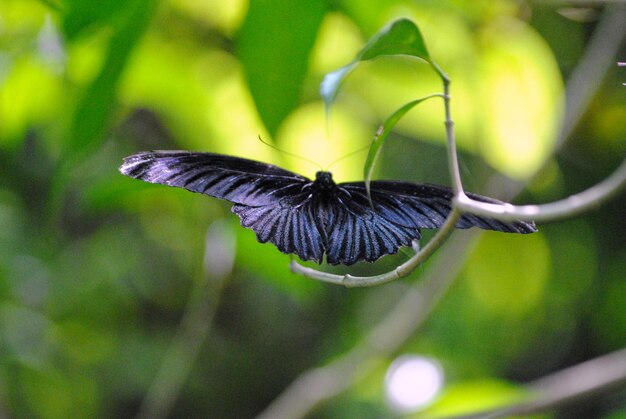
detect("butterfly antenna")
[325,144,370,171]
[257,136,323,171]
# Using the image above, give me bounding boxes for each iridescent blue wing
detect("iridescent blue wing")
[231,196,326,263]
[120,151,326,262]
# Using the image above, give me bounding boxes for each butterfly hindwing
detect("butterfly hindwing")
[232,192,326,263]
[321,189,419,265]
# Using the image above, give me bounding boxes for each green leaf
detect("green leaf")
[359,18,431,62]
[38,0,63,12]
[237,0,329,136]
[321,18,437,106]
[62,0,132,40]
[62,0,157,165]
[51,0,158,222]
[363,95,439,200]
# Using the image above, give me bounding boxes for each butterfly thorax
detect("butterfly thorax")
[313,171,337,192]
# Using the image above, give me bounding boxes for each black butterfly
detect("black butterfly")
[120,151,537,265]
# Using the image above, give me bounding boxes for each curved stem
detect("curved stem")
[290,209,461,287]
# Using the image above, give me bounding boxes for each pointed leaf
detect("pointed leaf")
[358,18,431,62]
[364,95,439,201]
[237,0,329,136]
[321,18,437,106]
[63,0,157,164]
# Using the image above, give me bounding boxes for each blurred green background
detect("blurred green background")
[0,0,625,417]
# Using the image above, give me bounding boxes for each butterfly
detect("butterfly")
[119,151,537,265]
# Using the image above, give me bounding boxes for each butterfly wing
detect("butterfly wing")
[312,187,418,265]
[120,151,326,262]
[231,197,326,263]
[120,151,308,206]
[339,180,538,233]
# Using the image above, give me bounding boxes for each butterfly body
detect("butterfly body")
[120,151,536,265]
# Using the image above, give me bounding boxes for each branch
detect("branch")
[454,157,626,222]
[136,221,235,419]
[451,348,626,419]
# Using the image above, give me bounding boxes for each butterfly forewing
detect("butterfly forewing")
[120,151,308,206]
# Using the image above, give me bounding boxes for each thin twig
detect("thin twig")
[438,69,465,196]
[450,348,626,419]
[454,157,626,222]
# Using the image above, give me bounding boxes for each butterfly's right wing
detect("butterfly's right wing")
[341,181,537,233]
[120,151,326,262]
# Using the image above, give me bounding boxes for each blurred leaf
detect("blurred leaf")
[15,364,100,418]
[237,0,329,136]
[62,0,158,166]
[321,18,437,106]
[0,303,52,367]
[364,95,438,198]
[425,379,528,418]
[0,57,61,147]
[465,232,551,318]
[57,320,117,365]
[62,0,132,40]
[37,0,62,12]
[358,18,430,62]
[592,249,626,349]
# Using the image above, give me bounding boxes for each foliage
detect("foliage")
[0,0,624,417]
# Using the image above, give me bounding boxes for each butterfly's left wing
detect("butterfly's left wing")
[339,180,537,233]
[120,151,326,262]
[120,151,309,206]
